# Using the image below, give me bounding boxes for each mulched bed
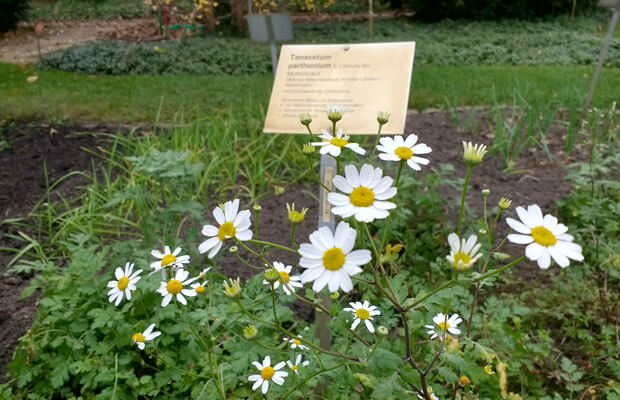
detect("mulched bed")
[0,110,585,381]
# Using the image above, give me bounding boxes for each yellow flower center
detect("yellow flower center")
[438,322,450,331]
[261,366,275,380]
[349,186,375,207]
[161,254,177,267]
[323,248,346,271]
[355,309,370,320]
[329,137,348,147]
[166,279,183,295]
[453,252,472,270]
[394,146,414,160]
[117,276,129,291]
[279,271,290,283]
[217,222,236,241]
[531,226,557,246]
[291,365,298,371]
[293,339,301,345]
[132,333,145,343]
[195,285,205,294]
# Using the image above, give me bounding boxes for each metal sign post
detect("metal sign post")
[247,14,293,76]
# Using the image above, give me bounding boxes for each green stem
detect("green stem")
[305,124,315,141]
[456,165,474,236]
[404,280,458,311]
[247,239,298,254]
[362,223,400,306]
[472,255,526,283]
[370,123,384,161]
[395,159,405,187]
[282,362,346,399]
[290,223,299,249]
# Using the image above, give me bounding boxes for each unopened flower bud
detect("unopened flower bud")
[484,364,495,375]
[302,143,315,154]
[264,268,280,283]
[479,228,487,234]
[243,324,257,340]
[286,203,307,224]
[462,141,488,167]
[353,373,373,389]
[459,376,471,387]
[482,189,491,197]
[377,111,390,125]
[223,277,242,299]
[498,197,512,210]
[299,112,312,126]
[377,326,389,337]
[326,104,347,122]
[229,246,238,254]
[329,291,339,300]
[253,203,262,212]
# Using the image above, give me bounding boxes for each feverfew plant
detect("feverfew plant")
[5,105,586,399]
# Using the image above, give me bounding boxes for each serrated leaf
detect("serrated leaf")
[369,348,403,377]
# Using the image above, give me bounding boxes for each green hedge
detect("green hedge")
[38,16,620,75]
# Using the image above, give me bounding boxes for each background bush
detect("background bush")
[38,15,620,76]
[408,0,598,22]
[0,0,29,32]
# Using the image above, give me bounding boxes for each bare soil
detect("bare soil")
[0,110,586,381]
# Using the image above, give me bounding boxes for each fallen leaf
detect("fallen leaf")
[26,75,38,83]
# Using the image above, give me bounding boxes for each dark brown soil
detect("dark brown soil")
[0,110,585,381]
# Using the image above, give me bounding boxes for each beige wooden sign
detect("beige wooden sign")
[263,42,415,135]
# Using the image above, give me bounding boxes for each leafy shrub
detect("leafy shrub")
[408,0,598,22]
[38,15,620,76]
[0,0,29,32]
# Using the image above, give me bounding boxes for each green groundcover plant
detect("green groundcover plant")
[6,105,618,400]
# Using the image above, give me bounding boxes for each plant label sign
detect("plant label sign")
[263,42,416,135]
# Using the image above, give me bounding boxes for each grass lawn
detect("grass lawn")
[1,63,618,123]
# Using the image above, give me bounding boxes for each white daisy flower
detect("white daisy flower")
[418,391,439,400]
[462,141,488,166]
[506,204,584,270]
[248,355,288,395]
[283,335,309,351]
[107,262,143,307]
[199,199,253,259]
[311,128,366,158]
[262,261,303,295]
[131,323,161,350]
[343,300,381,333]
[446,233,483,271]
[425,313,462,340]
[298,221,371,293]
[197,267,211,280]
[287,354,309,374]
[157,269,199,307]
[149,245,190,275]
[377,134,432,171]
[327,164,397,223]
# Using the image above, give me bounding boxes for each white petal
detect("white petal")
[344,164,360,187]
[525,242,544,260]
[537,249,551,269]
[364,320,375,333]
[213,206,225,225]
[506,218,532,234]
[333,175,354,194]
[507,234,534,245]
[351,318,361,330]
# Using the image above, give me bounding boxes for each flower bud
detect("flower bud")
[484,364,495,375]
[377,111,390,125]
[229,246,238,254]
[329,291,339,300]
[326,104,347,122]
[253,203,262,212]
[462,141,488,167]
[286,203,308,224]
[299,112,312,126]
[302,143,315,155]
[377,326,389,337]
[482,189,491,197]
[498,197,512,210]
[242,324,257,340]
[459,376,471,387]
[264,268,280,283]
[223,277,242,299]
[479,228,487,234]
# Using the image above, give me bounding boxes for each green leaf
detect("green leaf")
[50,363,70,389]
[369,348,403,377]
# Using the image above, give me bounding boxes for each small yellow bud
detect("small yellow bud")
[386,243,404,256]
[459,376,471,387]
[377,111,390,125]
[499,197,512,210]
[286,203,308,224]
[484,364,495,375]
[462,141,488,167]
[242,324,257,340]
[302,143,315,154]
[330,291,339,300]
[264,268,280,283]
[223,277,242,299]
